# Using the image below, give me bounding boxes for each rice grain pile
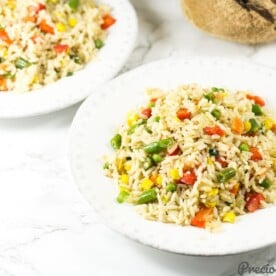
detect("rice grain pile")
[104,84,276,230]
[0,0,115,92]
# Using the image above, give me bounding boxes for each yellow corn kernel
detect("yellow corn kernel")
[120,174,129,184]
[207,157,214,165]
[222,212,236,223]
[116,159,124,173]
[244,121,251,132]
[174,116,181,122]
[119,184,130,193]
[263,118,274,130]
[49,0,58,3]
[7,0,16,9]
[208,188,219,197]
[124,161,131,171]
[156,175,162,186]
[170,169,180,180]
[141,178,154,191]
[56,23,66,32]
[127,112,139,126]
[2,48,8,58]
[221,92,227,98]
[205,201,217,208]
[161,195,169,203]
[68,17,77,27]
[32,75,39,84]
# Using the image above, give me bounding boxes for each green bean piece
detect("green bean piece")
[116,191,129,203]
[68,0,79,11]
[216,167,236,183]
[143,157,154,170]
[239,143,250,152]
[110,134,122,150]
[94,39,104,49]
[144,138,174,154]
[211,87,224,92]
[209,148,219,157]
[252,104,263,116]
[211,109,221,119]
[249,118,260,133]
[166,183,176,192]
[15,57,32,69]
[259,178,271,189]
[137,189,157,204]
[203,92,215,102]
[152,153,163,163]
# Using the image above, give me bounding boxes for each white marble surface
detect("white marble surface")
[0,1,275,275]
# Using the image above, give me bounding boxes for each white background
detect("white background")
[0,0,275,275]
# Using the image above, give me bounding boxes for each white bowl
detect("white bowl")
[69,57,276,256]
[0,0,137,118]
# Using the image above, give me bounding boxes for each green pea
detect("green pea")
[152,154,163,163]
[259,178,271,189]
[239,143,250,152]
[137,189,157,204]
[68,0,79,11]
[153,116,160,122]
[103,162,109,169]
[252,104,263,116]
[211,109,221,119]
[110,134,122,150]
[166,183,176,192]
[211,87,224,92]
[216,167,236,183]
[66,71,73,77]
[116,191,129,203]
[94,39,104,49]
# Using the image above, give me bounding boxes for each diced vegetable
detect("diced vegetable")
[153,116,160,122]
[0,76,7,91]
[252,104,263,116]
[167,144,181,156]
[246,94,265,107]
[141,178,154,190]
[215,157,228,168]
[246,193,264,212]
[191,207,213,228]
[39,19,54,34]
[259,178,271,189]
[239,143,250,152]
[263,118,274,130]
[222,212,236,223]
[141,107,152,119]
[68,0,79,11]
[101,14,116,30]
[231,117,244,134]
[66,71,73,77]
[137,189,157,204]
[209,148,219,157]
[144,138,174,154]
[250,147,262,161]
[180,171,197,185]
[152,153,163,163]
[176,108,191,121]
[166,183,177,192]
[203,125,225,136]
[127,120,146,135]
[53,44,68,54]
[94,39,104,49]
[211,87,223,92]
[170,169,180,180]
[230,183,240,195]
[103,162,109,169]
[203,92,216,103]
[216,167,236,183]
[248,118,260,134]
[116,191,129,203]
[0,28,12,45]
[211,109,221,119]
[143,157,154,170]
[272,124,276,133]
[110,134,122,150]
[15,57,32,69]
